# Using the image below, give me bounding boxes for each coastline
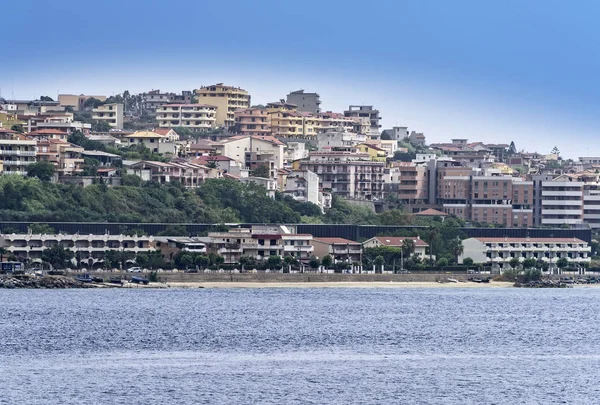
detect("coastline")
[143,281,515,289]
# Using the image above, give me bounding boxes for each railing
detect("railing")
[0,150,36,156]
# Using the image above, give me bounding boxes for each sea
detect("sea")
[2,287,600,404]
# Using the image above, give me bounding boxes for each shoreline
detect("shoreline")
[151,281,516,289]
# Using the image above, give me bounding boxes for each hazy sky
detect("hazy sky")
[3,0,599,158]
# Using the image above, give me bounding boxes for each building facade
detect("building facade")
[286,90,321,113]
[194,83,250,128]
[155,104,217,131]
[92,103,124,130]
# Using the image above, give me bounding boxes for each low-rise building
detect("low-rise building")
[459,237,591,273]
[311,237,363,264]
[0,232,155,268]
[356,143,387,162]
[92,103,124,130]
[58,94,107,111]
[127,160,219,188]
[362,236,429,259]
[213,135,285,173]
[124,130,177,154]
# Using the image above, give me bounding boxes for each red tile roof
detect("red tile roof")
[0,127,16,134]
[27,129,67,135]
[415,208,448,217]
[371,236,429,247]
[313,237,360,245]
[153,128,176,136]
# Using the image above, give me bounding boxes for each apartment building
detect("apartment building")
[282,169,320,206]
[299,150,386,201]
[540,175,584,226]
[36,139,84,176]
[92,103,124,130]
[311,237,362,264]
[459,237,591,273]
[194,83,250,128]
[316,130,367,149]
[0,233,155,267]
[234,108,271,136]
[58,94,107,111]
[156,104,216,131]
[385,162,429,207]
[356,143,387,162]
[381,126,408,141]
[213,135,285,172]
[25,129,69,141]
[127,160,219,188]
[343,105,381,136]
[0,138,37,175]
[207,225,314,264]
[320,111,369,134]
[286,90,321,113]
[125,130,177,154]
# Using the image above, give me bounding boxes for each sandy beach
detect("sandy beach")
[161,281,515,289]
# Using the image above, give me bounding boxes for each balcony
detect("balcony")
[0,150,36,156]
[2,160,36,166]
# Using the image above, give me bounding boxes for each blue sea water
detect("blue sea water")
[1,287,600,404]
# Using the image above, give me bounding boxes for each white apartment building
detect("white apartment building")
[283,169,320,206]
[214,135,285,172]
[0,233,155,267]
[0,139,37,175]
[92,103,124,130]
[207,225,313,264]
[156,104,217,131]
[299,150,386,201]
[459,237,591,273]
[540,178,584,226]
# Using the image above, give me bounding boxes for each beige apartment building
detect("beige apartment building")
[234,108,271,136]
[194,83,250,128]
[58,94,107,111]
[36,139,84,176]
[386,162,429,207]
[299,150,386,201]
[156,104,217,131]
[92,103,124,130]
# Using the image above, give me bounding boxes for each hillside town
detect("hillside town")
[0,84,598,275]
[1,84,597,229]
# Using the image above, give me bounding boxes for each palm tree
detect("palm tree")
[428,226,439,264]
[449,237,464,264]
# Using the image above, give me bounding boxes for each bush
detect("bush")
[436,258,449,267]
[463,257,474,266]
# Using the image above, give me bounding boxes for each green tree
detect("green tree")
[267,255,282,270]
[309,256,320,270]
[156,225,188,236]
[174,252,194,269]
[463,257,474,266]
[283,255,297,272]
[522,258,537,269]
[42,245,74,269]
[26,162,55,182]
[11,124,24,133]
[121,174,143,187]
[239,255,252,272]
[321,255,333,268]
[402,238,416,257]
[28,223,55,234]
[556,257,569,269]
[374,255,385,272]
[448,238,464,263]
[195,254,210,269]
[83,97,104,110]
[509,258,520,269]
[40,96,54,101]
[251,165,270,178]
[92,120,113,132]
[436,258,448,267]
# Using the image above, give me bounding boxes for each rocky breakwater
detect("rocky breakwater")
[0,275,93,289]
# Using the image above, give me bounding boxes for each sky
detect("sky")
[2,0,599,158]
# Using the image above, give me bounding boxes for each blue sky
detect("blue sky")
[3,0,599,158]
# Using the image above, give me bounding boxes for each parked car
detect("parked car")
[127,267,142,273]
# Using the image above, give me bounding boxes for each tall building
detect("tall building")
[194,83,250,128]
[0,138,37,176]
[299,150,386,201]
[286,90,321,113]
[343,105,382,136]
[155,104,217,131]
[92,103,124,130]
